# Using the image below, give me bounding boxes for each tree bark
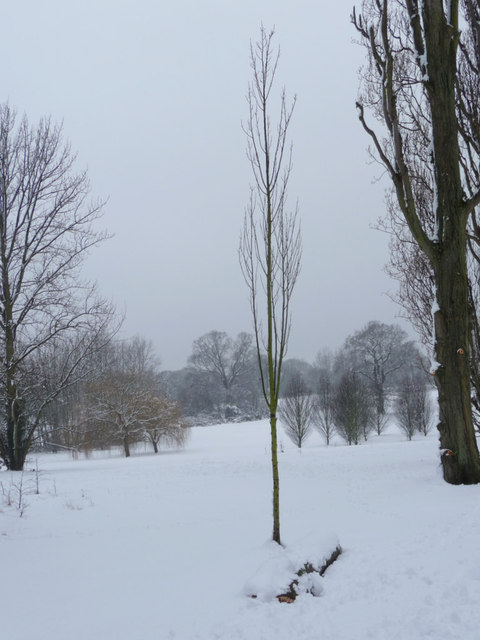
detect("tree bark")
[433,241,480,483]
[424,0,480,483]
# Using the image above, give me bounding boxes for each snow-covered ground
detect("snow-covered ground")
[1,421,480,640]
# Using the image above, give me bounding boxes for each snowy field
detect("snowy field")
[1,421,480,640]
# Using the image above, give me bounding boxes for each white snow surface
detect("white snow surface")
[2,421,480,640]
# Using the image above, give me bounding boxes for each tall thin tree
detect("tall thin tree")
[240,26,301,544]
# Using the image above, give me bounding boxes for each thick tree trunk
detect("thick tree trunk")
[123,436,130,458]
[425,0,480,484]
[3,291,27,470]
[6,410,28,470]
[373,369,385,415]
[433,241,480,484]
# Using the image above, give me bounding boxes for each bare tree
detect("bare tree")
[143,395,189,454]
[377,199,435,351]
[188,330,254,416]
[343,321,418,433]
[240,26,301,545]
[88,337,161,457]
[395,371,433,440]
[418,389,435,437]
[394,376,418,441]
[353,1,480,483]
[279,373,314,448]
[27,328,116,456]
[312,349,336,445]
[333,371,375,445]
[0,104,116,470]
[89,377,145,457]
[381,177,480,430]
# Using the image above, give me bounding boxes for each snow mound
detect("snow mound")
[244,532,341,601]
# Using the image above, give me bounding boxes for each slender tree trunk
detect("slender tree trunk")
[123,435,130,458]
[265,79,281,546]
[270,413,280,544]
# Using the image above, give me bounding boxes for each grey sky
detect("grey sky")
[3,0,407,370]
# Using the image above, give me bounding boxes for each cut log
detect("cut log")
[277,544,343,603]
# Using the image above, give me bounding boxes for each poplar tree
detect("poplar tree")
[240,27,301,543]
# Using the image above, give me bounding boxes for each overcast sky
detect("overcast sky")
[2,0,410,370]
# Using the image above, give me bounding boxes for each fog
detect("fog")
[2,0,408,369]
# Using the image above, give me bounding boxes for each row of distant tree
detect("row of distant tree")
[20,319,427,462]
[0,100,429,467]
[0,102,429,465]
[2,0,479,491]
[160,320,431,438]
[278,362,433,449]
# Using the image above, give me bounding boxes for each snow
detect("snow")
[243,531,339,601]
[1,421,480,639]
[431,295,441,374]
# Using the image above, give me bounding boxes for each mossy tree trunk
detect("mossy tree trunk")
[424,1,480,482]
[432,235,480,483]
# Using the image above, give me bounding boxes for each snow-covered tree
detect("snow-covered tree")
[0,104,115,470]
[88,337,161,457]
[143,395,189,454]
